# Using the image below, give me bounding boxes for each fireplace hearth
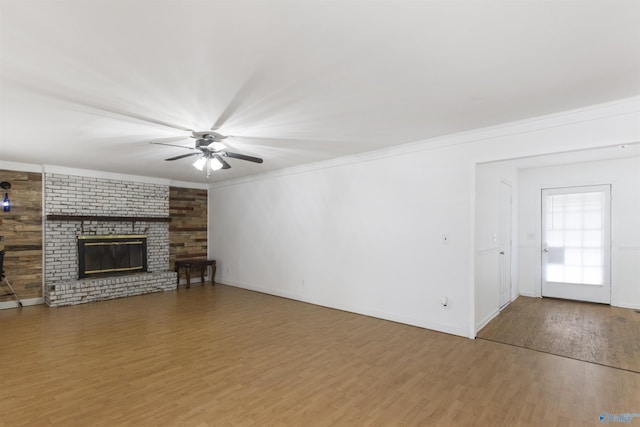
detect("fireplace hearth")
[77,235,147,279]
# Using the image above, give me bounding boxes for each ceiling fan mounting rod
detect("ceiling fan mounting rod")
[191,130,227,141]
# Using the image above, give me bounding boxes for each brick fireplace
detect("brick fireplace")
[44,173,176,306]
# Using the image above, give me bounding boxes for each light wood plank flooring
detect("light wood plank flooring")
[477,296,640,373]
[1,285,639,426]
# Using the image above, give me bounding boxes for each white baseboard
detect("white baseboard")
[475,309,500,335]
[518,292,538,298]
[615,302,640,310]
[217,280,469,338]
[0,297,44,310]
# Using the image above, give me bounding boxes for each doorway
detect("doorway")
[541,185,611,304]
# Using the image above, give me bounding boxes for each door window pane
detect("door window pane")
[583,210,602,229]
[583,249,602,267]
[564,249,582,265]
[546,230,563,246]
[544,191,605,285]
[583,230,602,247]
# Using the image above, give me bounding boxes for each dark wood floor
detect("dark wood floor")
[1,285,639,426]
[477,296,640,373]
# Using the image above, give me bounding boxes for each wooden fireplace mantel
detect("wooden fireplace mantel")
[46,214,171,223]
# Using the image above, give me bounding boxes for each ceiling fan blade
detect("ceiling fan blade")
[150,136,192,143]
[107,111,193,132]
[210,65,270,130]
[222,151,264,164]
[10,79,195,132]
[214,154,232,169]
[165,152,201,161]
[79,102,193,132]
[151,141,196,150]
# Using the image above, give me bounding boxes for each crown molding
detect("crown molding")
[168,180,209,190]
[0,162,209,189]
[0,160,43,173]
[210,96,640,190]
[42,165,173,185]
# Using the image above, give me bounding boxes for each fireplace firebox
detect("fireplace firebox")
[77,235,147,279]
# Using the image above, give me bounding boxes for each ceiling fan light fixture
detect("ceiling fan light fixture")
[210,157,224,171]
[192,157,207,171]
[159,130,263,176]
[208,141,227,151]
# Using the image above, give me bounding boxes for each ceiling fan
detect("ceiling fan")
[152,131,263,178]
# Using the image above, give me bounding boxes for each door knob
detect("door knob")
[543,248,549,253]
[499,251,505,255]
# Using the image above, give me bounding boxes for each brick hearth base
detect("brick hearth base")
[45,271,176,307]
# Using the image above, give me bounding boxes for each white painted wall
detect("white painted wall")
[518,156,640,309]
[209,97,640,338]
[474,163,519,332]
[211,146,473,336]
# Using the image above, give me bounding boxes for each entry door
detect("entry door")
[541,185,611,304]
[498,181,512,308]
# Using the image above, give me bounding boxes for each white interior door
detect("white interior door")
[499,181,512,308]
[541,185,611,304]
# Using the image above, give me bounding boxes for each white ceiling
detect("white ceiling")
[1,1,639,184]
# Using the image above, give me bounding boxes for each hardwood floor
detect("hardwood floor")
[477,296,640,373]
[1,285,638,426]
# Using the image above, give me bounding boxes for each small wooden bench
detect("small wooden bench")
[174,259,216,289]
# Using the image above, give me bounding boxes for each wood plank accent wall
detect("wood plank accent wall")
[0,170,43,301]
[0,178,204,301]
[169,187,208,281]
